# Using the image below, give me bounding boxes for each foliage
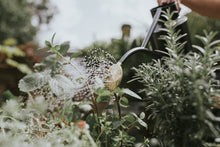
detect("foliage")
[0,0,37,44]
[2,8,220,146]
[187,12,220,45]
[2,34,149,146]
[0,0,56,44]
[81,35,152,99]
[133,10,220,147]
[89,87,148,147]
[0,98,97,147]
[28,0,57,25]
[0,38,33,74]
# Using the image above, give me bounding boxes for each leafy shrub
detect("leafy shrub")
[0,34,149,146]
[133,10,220,147]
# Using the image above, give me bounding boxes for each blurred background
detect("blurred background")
[0,0,220,102]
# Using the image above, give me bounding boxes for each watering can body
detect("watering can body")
[150,2,192,53]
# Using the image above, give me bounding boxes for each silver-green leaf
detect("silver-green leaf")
[121,88,142,100]
[18,70,51,92]
[49,75,75,99]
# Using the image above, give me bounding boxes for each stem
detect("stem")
[114,93,122,119]
[126,120,138,133]
[105,134,108,147]
[96,127,105,143]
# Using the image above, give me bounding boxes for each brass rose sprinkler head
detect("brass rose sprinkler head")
[105,62,123,91]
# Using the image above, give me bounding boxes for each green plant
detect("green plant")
[89,87,148,147]
[0,0,56,44]
[0,34,149,146]
[0,38,33,74]
[0,0,37,44]
[187,12,220,45]
[133,10,220,147]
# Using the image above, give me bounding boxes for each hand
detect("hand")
[157,0,181,11]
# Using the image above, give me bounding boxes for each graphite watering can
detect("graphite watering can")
[150,2,192,54]
[105,2,192,91]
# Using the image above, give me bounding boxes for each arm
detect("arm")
[157,0,220,19]
[182,0,220,19]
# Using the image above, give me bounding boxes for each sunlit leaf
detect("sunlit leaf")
[45,40,51,47]
[51,33,56,45]
[121,89,142,100]
[59,41,70,55]
[18,70,51,92]
[138,118,148,129]
[49,74,75,99]
[139,112,145,120]
[70,51,83,59]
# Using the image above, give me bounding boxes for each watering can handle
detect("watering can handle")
[141,7,162,48]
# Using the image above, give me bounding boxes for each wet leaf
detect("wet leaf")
[121,89,142,100]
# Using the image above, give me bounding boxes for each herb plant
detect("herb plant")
[133,10,220,147]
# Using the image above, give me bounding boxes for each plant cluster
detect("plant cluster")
[0,34,148,146]
[1,9,220,147]
[133,10,220,147]
[0,38,33,74]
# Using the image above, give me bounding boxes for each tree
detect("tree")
[0,0,36,44]
[0,0,56,44]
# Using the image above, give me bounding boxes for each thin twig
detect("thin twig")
[114,93,122,119]
[96,127,105,143]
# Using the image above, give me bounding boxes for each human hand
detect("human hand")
[157,0,181,11]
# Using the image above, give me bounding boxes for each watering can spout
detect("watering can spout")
[104,47,166,91]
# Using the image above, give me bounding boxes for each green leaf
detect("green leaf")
[95,88,111,103]
[209,40,220,47]
[70,51,83,59]
[121,97,128,104]
[59,41,70,55]
[138,118,148,129]
[120,97,129,108]
[53,45,61,51]
[105,104,116,109]
[95,87,105,95]
[51,33,56,45]
[193,45,205,54]
[112,120,125,129]
[76,77,84,84]
[95,87,111,96]
[121,88,142,100]
[49,74,75,99]
[45,40,51,47]
[18,70,51,92]
[2,90,17,103]
[120,103,128,108]
[124,114,135,123]
[113,87,121,93]
[130,112,138,118]
[96,95,110,103]
[139,112,145,120]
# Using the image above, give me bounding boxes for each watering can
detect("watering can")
[150,2,192,54]
[105,2,192,91]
